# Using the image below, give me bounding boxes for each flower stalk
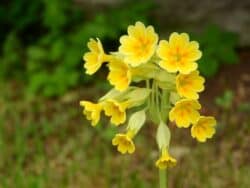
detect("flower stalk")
[159,169,167,188]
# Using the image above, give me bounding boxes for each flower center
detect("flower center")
[121,138,131,148]
[180,77,192,88]
[175,53,182,62]
[135,38,150,56]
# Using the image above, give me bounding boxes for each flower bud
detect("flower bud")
[121,87,151,108]
[99,88,128,102]
[156,122,171,150]
[127,110,146,134]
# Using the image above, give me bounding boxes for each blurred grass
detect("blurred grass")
[1,82,250,188]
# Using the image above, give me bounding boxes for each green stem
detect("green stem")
[146,80,151,109]
[154,81,162,123]
[159,169,167,188]
[161,90,170,122]
[155,82,160,115]
[146,80,150,89]
[150,80,158,124]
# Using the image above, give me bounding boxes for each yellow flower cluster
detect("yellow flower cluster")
[80,21,216,169]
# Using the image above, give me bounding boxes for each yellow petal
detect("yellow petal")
[178,61,198,74]
[157,40,170,60]
[159,60,178,73]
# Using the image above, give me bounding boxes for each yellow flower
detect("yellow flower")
[157,32,202,74]
[176,71,205,99]
[155,148,177,169]
[103,99,129,126]
[80,101,102,126]
[83,38,108,75]
[112,130,135,154]
[191,116,216,142]
[119,21,158,67]
[169,99,201,128]
[107,57,132,91]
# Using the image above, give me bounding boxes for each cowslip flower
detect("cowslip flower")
[191,116,216,142]
[112,130,135,154]
[107,57,132,91]
[155,148,177,169]
[119,21,158,67]
[81,21,217,177]
[80,101,102,126]
[157,32,202,74]
[103,99,129,126]
[83,38,109,75]
[176,71,205,99]
[169,99,201,128]
[112,110,146,154]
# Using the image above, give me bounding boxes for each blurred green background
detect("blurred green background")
[1,0,250,187]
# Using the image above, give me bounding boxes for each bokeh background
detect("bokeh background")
[1,0,250,187]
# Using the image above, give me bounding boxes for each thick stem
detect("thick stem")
[149,80,160,124]
[152,80,163,124]
[161,90,170,122]
[159,169,167,188]
[154,81,161,120]
[146,80,151,109]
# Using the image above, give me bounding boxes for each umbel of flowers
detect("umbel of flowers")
[80,22,217,169]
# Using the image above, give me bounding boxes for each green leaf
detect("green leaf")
[198,57,219,77]
[215,90,234,110]
[26,71,49,94]
[27,46,47,61]
[218,47,238,64]
[49,39,65,61]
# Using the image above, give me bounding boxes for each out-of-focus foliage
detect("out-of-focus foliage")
[0,0,43,44]
[0,0,153,97]
[215,90,234,110]
[0,1,240,96]
[196,25,239,77]
[0,32,24,79]
[1,83,250,188]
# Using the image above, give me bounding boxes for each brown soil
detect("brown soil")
[200,49,250,112]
